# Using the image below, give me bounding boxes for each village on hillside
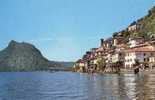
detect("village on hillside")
[73,21,155,73]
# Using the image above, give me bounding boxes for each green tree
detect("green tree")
[96,57,106,72]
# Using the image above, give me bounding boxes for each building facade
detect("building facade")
[124,45,155,69]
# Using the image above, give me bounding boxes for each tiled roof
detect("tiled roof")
[96,47,104,52]
[116,44,128,48]
[105,37,112,43]
[76,59,84,63]
[124,45,155,52]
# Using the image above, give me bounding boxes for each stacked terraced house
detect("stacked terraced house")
[73,21,155,73]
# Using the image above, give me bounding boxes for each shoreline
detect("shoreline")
[73,68,155,74]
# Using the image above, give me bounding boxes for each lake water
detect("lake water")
[0,72,155,100]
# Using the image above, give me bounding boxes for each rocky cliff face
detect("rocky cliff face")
[0,40,63,71]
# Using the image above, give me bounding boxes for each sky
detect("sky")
[0,0,154,61]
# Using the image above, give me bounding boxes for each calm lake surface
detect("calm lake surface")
[0,72,155,100]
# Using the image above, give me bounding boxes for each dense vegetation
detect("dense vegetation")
[116,6,155,41]
[137,6,155,38]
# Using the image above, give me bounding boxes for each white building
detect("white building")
[112,44,127,63]
[128,37,144,48]
[124,45,155,69]
[74,59,85,72]
[112,52,124,63]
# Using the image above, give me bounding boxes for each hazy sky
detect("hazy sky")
[0,0,154,61]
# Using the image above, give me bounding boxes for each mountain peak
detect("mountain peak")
[9,40,17,44]
[8,40,19,48]
[0,40,50,71]
[8,40,33,48]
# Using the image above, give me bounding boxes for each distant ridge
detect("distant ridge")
[0,40,74,71]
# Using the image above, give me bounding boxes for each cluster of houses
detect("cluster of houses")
[73,21,155,73]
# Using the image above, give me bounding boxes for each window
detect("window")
[126,64,129,68]
[144,58,146,61]
[144,53,146,56]
[147,58,149,61]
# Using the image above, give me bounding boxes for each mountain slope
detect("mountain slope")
[113,6,155,41]
[136,6,155,38]
[0,40,74,71]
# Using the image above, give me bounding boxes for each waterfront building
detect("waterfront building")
[124,44,155,69]
[74,59,85,72]
[105,50,113,63]
[111,44,126,68]
[112,51,124,63]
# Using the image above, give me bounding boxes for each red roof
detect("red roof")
[96,47,104,52]
[125,45,155,52]
[116,44,128,49]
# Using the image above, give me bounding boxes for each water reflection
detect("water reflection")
[0,72,155,100]
[78,73,155,100]
[142,73,155,100]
